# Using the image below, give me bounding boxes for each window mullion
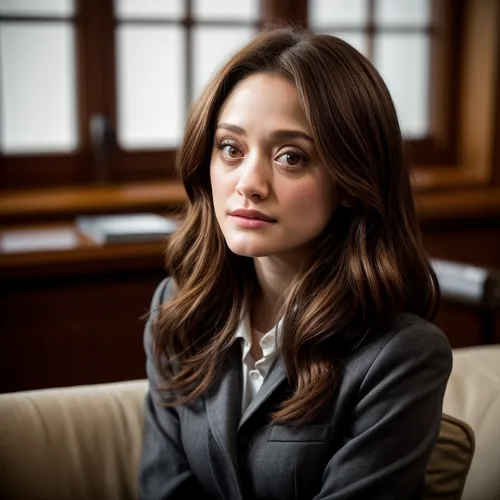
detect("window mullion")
[261,0,308,28]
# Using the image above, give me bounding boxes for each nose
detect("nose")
[235,153,270,200]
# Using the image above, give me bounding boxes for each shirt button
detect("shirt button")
[250,371,260,380]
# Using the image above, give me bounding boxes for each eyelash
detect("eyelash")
[214,139,309,169]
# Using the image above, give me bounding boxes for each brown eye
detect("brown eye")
[221,145,243,159]
[285,153,300,165]
[275,151,307,168]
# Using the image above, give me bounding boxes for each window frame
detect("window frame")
[0,0,490,193]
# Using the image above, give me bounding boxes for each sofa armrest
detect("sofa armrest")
[443,346,500,500]
[0,379,148,500]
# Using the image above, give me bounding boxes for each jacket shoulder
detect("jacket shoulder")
[344,312,452,388]
[150,277,176,312]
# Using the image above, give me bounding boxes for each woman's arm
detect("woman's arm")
[138,278,207,500]
[314,321,453,500]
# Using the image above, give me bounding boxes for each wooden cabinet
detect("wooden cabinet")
[0,226,166,392]
[1,214,499,393]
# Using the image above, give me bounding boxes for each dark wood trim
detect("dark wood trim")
[427,0,462,165]
[0,181,187,225]
[0,154,93,189]
[185,0,193,106]
[0,0,494,190]
[366,0,375,60]
[415,186,500,221]
[0,1,102,190]
[95,0,118,185]
[492,0,500,186]
[108,150,177,183]
[1,181,500,226]
[0,226,167,281]
[261,0,307,29]
[103,0,182,184]
[75,0,89,153]
[406,137,456,167]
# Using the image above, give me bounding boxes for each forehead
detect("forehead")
[217,73,308,129]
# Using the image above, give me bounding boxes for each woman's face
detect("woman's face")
[210,73,339,263]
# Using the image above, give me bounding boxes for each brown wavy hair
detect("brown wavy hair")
[153,27,439,424]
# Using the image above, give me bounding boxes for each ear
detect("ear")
[341,197,355,208]
[338,187,356,208]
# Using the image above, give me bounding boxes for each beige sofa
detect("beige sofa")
[0,346,498,500]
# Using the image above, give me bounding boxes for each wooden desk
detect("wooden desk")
[1,216,499,393]
[0,223,166,393]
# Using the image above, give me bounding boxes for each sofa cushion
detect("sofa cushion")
[0,379,148,500]
[425,413,475,500]
[443,346,500,500]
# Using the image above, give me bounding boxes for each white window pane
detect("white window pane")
[115,0,184,20]
[375,0,431,27]
[116,26,184,149]
[309,0,367,28]
[0,23,77,153]
[192,27,255,100]
[0,0,74,17]
[317,31,367,56]
[374,33,430,138]
[193,0,258,21]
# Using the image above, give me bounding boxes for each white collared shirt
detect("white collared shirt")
[234,313,283,414]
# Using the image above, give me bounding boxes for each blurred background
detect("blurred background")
[0,0,499,393]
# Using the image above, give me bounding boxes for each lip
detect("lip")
[229,208,276,222]
[229,208,276,229]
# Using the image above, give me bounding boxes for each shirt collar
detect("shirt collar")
[234,311,283,351]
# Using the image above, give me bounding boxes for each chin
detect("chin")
[225,238,277,258]
[227,245,273,258]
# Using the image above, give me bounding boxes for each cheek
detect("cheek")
[210,157,233,195]
[210,162,236,224]
[282,180,337,224]
[210,164,224,208]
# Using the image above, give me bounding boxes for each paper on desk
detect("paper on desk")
[0,228,79,253]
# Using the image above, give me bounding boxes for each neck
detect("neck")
[250,256,298,333]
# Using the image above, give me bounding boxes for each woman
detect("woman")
[139,28,452,500]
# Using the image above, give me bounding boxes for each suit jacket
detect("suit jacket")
[139,278,452,500]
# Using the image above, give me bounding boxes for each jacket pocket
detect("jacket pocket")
[268,423,332,442]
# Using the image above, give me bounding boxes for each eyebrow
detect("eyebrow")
[217,122,314,143]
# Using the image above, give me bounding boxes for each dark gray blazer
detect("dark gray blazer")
[139,278,452,500]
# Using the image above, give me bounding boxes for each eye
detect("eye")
[275,150,307,168]
[221,144,244,160]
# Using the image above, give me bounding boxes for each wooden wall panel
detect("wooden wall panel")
[421,219,500,348]
[422,219,500,269]
[0,218,499,393]
[0,271,164,393]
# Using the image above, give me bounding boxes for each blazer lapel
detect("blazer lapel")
[238,357,287,431]
[204,341,244,499]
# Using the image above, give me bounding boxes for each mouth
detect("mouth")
[229,208,276,222]
[228,208,276,229]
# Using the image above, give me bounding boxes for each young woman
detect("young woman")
[139,28,452,500]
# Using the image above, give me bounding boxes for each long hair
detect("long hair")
[153,27,439,424]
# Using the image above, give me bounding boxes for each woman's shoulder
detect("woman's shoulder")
[149,276,177,311]
[143,277,176,353]
[383,312,451,356]
[344,312,453,386]
[366,311,450,356]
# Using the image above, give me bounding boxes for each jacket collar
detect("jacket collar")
[204,342,287,498]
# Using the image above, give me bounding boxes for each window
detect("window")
[308,0,460,165]
[0,0,260,189]
[0,0,461,191]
